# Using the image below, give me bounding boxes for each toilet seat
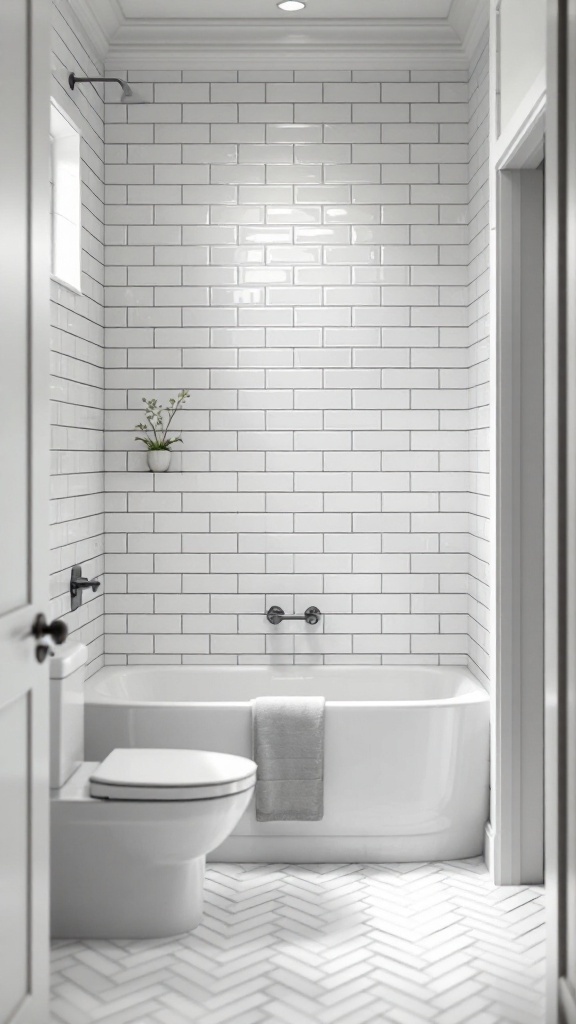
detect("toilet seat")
[89,748,257,801]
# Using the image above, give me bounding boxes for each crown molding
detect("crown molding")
[448,0,489,62]
[68,2,482,71]
[66,0,124,63]
[103,18,468,70]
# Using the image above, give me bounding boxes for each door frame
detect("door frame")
[489,56,547,884]
[545,0,572,1020]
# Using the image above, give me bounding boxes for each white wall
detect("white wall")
[101,67,480,667]
[498,0,546,135]
[50,0,105,675]
[468,35,490,685]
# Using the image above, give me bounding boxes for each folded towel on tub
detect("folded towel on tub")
[252,696,325,822]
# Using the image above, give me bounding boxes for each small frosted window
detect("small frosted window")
[50,103,81,293]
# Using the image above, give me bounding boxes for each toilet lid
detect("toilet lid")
[89,748,257,801]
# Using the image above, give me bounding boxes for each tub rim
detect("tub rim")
[85,664,489,710]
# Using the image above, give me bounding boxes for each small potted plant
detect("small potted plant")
[135,390,190,472]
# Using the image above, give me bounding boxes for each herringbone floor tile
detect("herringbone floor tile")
[51,860,545,1024]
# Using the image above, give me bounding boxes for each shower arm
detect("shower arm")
[68,73,132,97]
[267,606,321,626]
[69,73,125,89]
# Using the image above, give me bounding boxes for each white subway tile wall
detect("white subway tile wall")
[101,63,489,668]
[50,0,105,675]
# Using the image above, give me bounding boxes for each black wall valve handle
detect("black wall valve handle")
[70,564,101,611]
[267,606,321,626]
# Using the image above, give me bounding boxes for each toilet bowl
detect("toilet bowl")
[49,644,257,938]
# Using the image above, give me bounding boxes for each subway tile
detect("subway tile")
[294,389,350,410]
[267,494,323,513]
[267,83,323,102]
[266,164,322,184]
[77,66,487,665]
[127,144,182,163]
[353,103,409,122]
[128,103,183,123]
[128,574,182,593]
[128,533,182,552]
[211,635,265,653]
[238,472,293,491]
[183,104,238,122]
[106,635,153,653]
[211,207,265,225]
[155,245,209,265]
[353,635,411,653]
[294,472,351,492]
[382,83,439,101]
[155,594,210,613]
[293,104,350,122]
[154,83,209,102]
[244,573,314,594]
[411,143,468,163]
[411,103,468,122]
[239,103,294,122]
[266,206,322,225]
[266,124,322,145]
[181,143,237,163]
[106,205,153,225]
[326,83,381,102]
[211,123,266,142]
[295,308,352,327]
[383,123,439,143]
[294,634,352,653]
[324,574,382,593]
[128,614,182,633]
[212,164,266,184]
[323,495,379,515]
[128,225,182,245]
[324,123,380,143]
[155,635,210,653]
[182,614,238,633]
[105,164,153,184]
[240,533,321,552]
[154,124,210,143]
[212,83,265,102]
[295,430,351,450]
[127,267,181,286]
[183,184,237,204]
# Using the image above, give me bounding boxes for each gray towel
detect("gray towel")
[252,696,325,822]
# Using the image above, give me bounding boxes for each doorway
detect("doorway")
[492,116,546,885]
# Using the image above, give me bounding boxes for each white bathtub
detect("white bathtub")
[85,665,489,862]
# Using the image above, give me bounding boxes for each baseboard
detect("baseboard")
[484,822,496,880]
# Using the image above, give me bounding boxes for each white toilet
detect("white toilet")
[50,643,257,939]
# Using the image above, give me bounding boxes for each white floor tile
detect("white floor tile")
[51,859,545,1024]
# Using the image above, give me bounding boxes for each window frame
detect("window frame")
[49,101,82,295]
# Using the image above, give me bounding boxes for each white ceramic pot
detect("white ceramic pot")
[147,449,171,473]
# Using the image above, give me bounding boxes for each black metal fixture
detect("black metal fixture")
[68,73,146,104]
[70,565,101,612]
[267,606,321,625]
[32,613,68,663]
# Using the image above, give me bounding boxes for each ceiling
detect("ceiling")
[117,0,455,20]
[69,0,488,70]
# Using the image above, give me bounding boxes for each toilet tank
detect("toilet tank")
[49,642,87,789]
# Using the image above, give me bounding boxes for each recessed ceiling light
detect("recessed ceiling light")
[277,1,306,10]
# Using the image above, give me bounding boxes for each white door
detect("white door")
[0,1,52,1022]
